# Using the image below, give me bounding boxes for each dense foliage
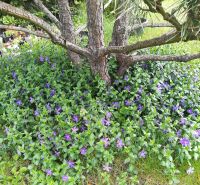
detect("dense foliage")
[0,40,200,184]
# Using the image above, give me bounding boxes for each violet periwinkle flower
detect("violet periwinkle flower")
[50,89,56,97]
[62,175,69,182]
[124,100,132,106]
[34,110,40,116]
[116,139,124,149]
[45,83,50,88]
[180,117,187,125]
[46,103,51,112]
[172,105,180,111]
[55,106,62,115]
[80,147,87,155]
[112,102,120,109]
[186,167,194,175]
[72,127,79,133]
[106,112,112,119]
[176,130,182,137]
[101,137,110,148]
[137,104,143,111]
[124,85,131,92]
[139,150,147,158]
[45,169,52,176]
[45,56,49,62]
[138,87,143,94]
[103,164,112,172]
[157,83,163,93]
[39,55,44,62]
[72,115,79,123]
[29,97,34,103]
[101,118,110,126]
[193,130,200,138]
[67,160,75,168]
[64,134,72,141]
[124,75,129,81]
[187,109,193,114]
[54,151,60,157]
[53,131,57,136]
[16,99,22,106]
[180,99,186,107]
[12,71,17,80]
[180,138,190,147]
[80,125,86,131]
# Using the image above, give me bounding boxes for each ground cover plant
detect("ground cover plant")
[0,39,199,184]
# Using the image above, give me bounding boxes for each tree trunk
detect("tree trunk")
[110,0,129,76]
[86,0,111,84]
[58,0,81,65]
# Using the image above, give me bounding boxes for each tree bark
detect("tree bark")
[86,0,111,84]
[58,0,81,65]
[110,0,129,76]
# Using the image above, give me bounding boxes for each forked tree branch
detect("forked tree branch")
[102,30,181,55]
[33,0,61,28]
[0,25,49,38]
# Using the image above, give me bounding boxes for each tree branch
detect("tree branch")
[102,30,181,55]
[33,0,61,28]
[143,0,181,31]
[0,1,59,41]
[129,22,174,34]
[0,25,49,39]
[122,53,200,65]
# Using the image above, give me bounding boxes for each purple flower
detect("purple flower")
[12,71,17,80]
[39,56,44,62]
[101,118,110,126]
[46,103,51,112]
[45,169,52,176]
[124,100,132,106]
[116,139,124,149]
[62,175,69,182]
[72,115,79,123]
[54,151,60,157]
[29,97,34,103]
[193,130,200,138]
[5,127,9,135]
[50,89,56,97]
[172,105,180,111]
[176,130,182,137]
[103,164,112,172]
[180,138,190,147]
[80,147,87,155]
[124,85,131,92]
[186,167,194,175]
[67,160,75,168]
[139,150,147,158]
[16,99,22,106]
[64,134,71,141]
[112,102,120,109]
[55,106,62,115]
[138,87,143,94]
[106,112,112,119]
[45,56,49,62]
[72,127,79,133]
[34,110,40,116]
[45,83,50,88]
[137,104,143,111]
[124,75,129,81]
[187,109,193,114]
[53,131,57,136]
[180,118,187,125]
[101,137,110,148]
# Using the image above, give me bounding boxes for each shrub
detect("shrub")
[0,39,199,184]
